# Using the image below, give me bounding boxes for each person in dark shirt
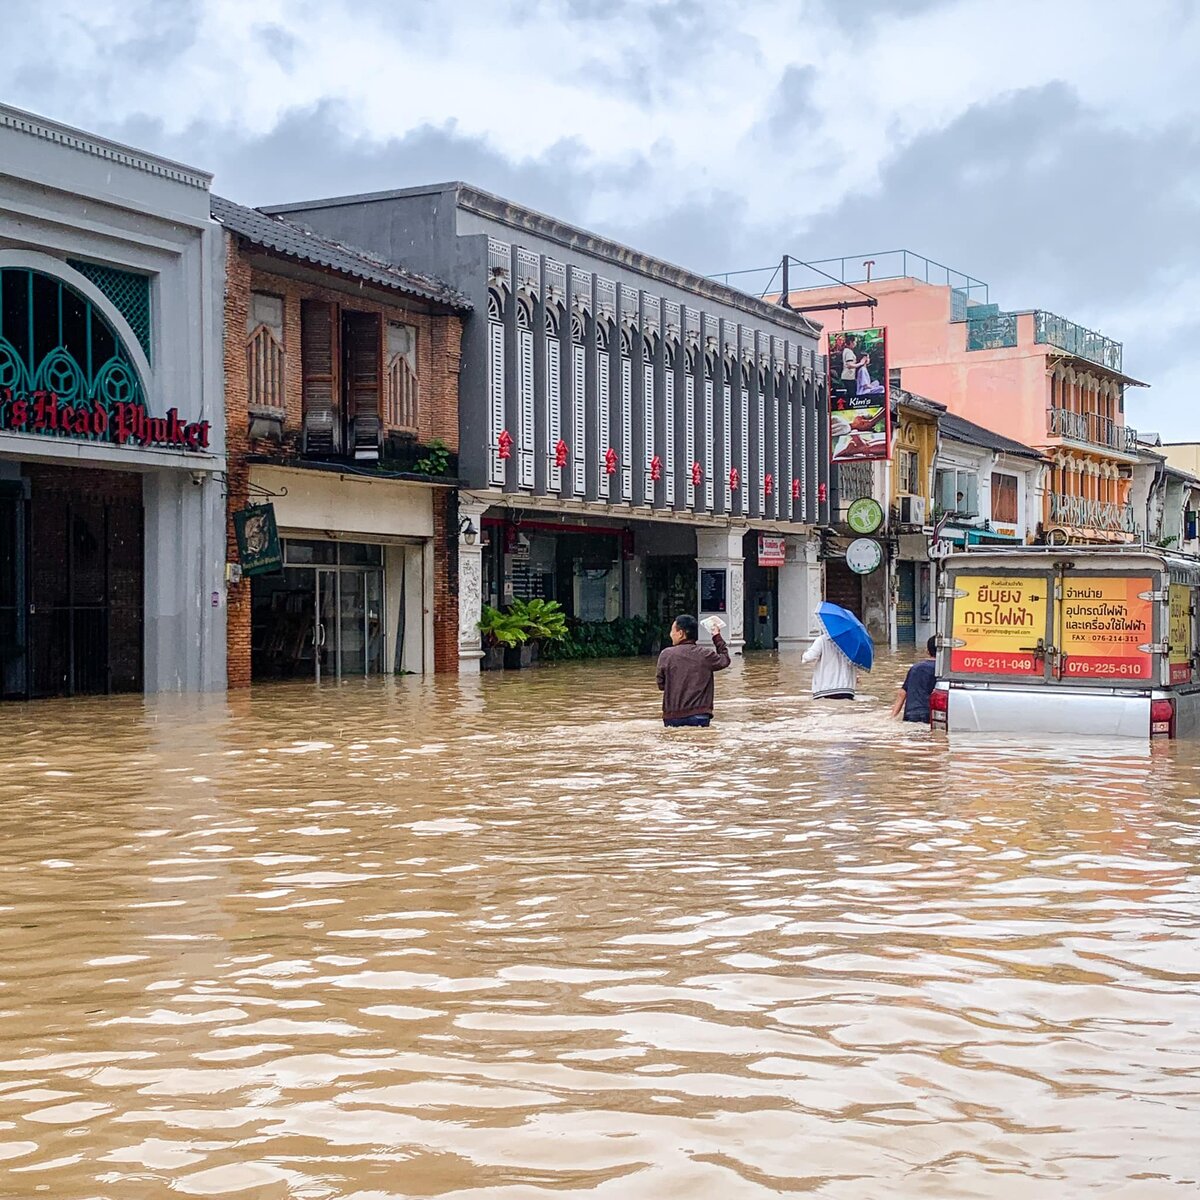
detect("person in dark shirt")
[655,613,731,727]
[891,635,938,723]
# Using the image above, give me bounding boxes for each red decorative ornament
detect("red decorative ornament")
[764,473,774,496]
[818,482,828,503]
[650,455,662,481]
[605,447,618,475]
[691,461,703,486]
[497,429,513,460]
[554,439,569,468]
[791,478,801,500]
[729,467,740,491]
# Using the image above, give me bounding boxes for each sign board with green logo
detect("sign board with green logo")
[233,504,283,577]
[847,497,884,535]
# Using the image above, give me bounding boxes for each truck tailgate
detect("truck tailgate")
[948,685,1150,738]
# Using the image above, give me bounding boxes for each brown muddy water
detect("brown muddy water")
[0,652,1197,1199]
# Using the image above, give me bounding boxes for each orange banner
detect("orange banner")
[1059,576,1153,681]
[950,574,1046,676]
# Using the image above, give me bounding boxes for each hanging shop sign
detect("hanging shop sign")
[233,504,283,577]
[758,534,786,567]
[1058,576,1153,681]
[846,497,884,535]
[828,326,890,463]
[846,537,883,575]
[0,391,210,450]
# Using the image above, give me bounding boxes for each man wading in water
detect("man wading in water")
[655,614,731,727]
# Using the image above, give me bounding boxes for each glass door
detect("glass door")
[338,568,366,676]
[315,568,337,681]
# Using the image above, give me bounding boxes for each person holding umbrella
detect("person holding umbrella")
[802,602,874,700]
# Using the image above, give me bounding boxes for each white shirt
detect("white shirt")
[802,633,857,697]
[841,347,857,381]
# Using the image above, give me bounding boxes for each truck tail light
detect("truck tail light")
[930,687,948,728]
[1150,698,1175,738]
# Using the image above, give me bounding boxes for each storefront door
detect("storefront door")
[252,539,384,681]
[896,561,916,644]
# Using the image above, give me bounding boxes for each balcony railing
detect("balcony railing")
[1036,311,1122,372]
[1048,407,1138,453]
[1048,493,1136,534]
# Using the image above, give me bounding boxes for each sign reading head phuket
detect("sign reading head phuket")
[828,327,890,463]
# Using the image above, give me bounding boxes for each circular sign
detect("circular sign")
[846,537,883,575]
[846,497,884,535]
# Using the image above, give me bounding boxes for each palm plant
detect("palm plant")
[507,597,568,644]
[477,605,528,648]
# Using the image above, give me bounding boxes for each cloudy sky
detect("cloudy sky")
[8,0,1198,437]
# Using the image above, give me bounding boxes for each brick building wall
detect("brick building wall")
[223,232,464,684]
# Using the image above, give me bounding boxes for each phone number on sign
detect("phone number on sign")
[1063,658,1149,678]
[957,655,1037,673]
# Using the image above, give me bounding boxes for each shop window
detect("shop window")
[246,292,285,414]
[936,468,979,517]
[991,472,1019,524]
[897,449,920,495]
[386,321,419,431]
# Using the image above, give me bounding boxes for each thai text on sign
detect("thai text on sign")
[1058,576,1153,680]
[950,574,1046,676]
[1170,584,1192,684]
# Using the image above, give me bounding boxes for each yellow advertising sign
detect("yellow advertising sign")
[950,574,1046,676]
[1169,584,1192,684]
[1059,576,1153,681]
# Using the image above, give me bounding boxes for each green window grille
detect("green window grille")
[0,267,146,410]
[66,260,152,363]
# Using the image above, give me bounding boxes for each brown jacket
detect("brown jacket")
[656,633,731,720]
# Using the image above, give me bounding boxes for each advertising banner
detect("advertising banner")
[233,503,283,577]
[757,534,786,567]
[828,327,890,462]
[949,574,1047,676]
[1169,583,1192,684]
[1058,576,1153,681]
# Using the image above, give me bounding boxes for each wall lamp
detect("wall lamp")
[458,516,478,546]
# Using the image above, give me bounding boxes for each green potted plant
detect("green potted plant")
[477,604,527,671]
[505,597,568,668]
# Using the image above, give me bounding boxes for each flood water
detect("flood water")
[0,652,1197,1199]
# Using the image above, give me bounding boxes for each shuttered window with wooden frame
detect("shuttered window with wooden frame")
[301,299,340,454]
[246,292,285,413]
[343,310,383,462]
[386,321,419,432]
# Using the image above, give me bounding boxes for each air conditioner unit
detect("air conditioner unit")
[899,495,927,525]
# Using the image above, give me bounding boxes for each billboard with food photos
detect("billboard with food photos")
[828,327,890,462]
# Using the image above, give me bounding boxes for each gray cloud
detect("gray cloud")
[762,65,818,142]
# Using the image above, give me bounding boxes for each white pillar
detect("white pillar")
[777,532,823,651]
[696,525,746,655]
[457,496,489,674]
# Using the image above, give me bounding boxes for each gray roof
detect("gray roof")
[938,411,1044,460]
[211,194,471,311]
[264,181,820,339]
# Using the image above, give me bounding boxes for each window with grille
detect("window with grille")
[837,461,874,502]
[991,472,1019,524]
[246,292,285,412]
[897,449,920,495]
[386,321,419,431]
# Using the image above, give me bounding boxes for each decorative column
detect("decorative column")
[696,525,746,654]
[776,532,824,652]
[457,495,489,673]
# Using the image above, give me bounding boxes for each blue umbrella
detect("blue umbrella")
[816,602,874,671]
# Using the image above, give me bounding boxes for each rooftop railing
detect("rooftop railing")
[1035,310,1123,372]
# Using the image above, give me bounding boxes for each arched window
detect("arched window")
[0,266,146,411]
[570,312,585,345]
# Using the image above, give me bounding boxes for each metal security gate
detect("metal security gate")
[0,469,144,700]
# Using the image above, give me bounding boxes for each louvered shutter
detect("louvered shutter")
[301,299,340,454]
[345,312,382,461]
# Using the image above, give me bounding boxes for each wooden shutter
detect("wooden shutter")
[344,312,382,460]
[301,299,340,454]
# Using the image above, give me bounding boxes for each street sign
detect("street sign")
[847,497,884,535]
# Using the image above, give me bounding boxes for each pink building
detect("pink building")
[785,252,1146,542]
